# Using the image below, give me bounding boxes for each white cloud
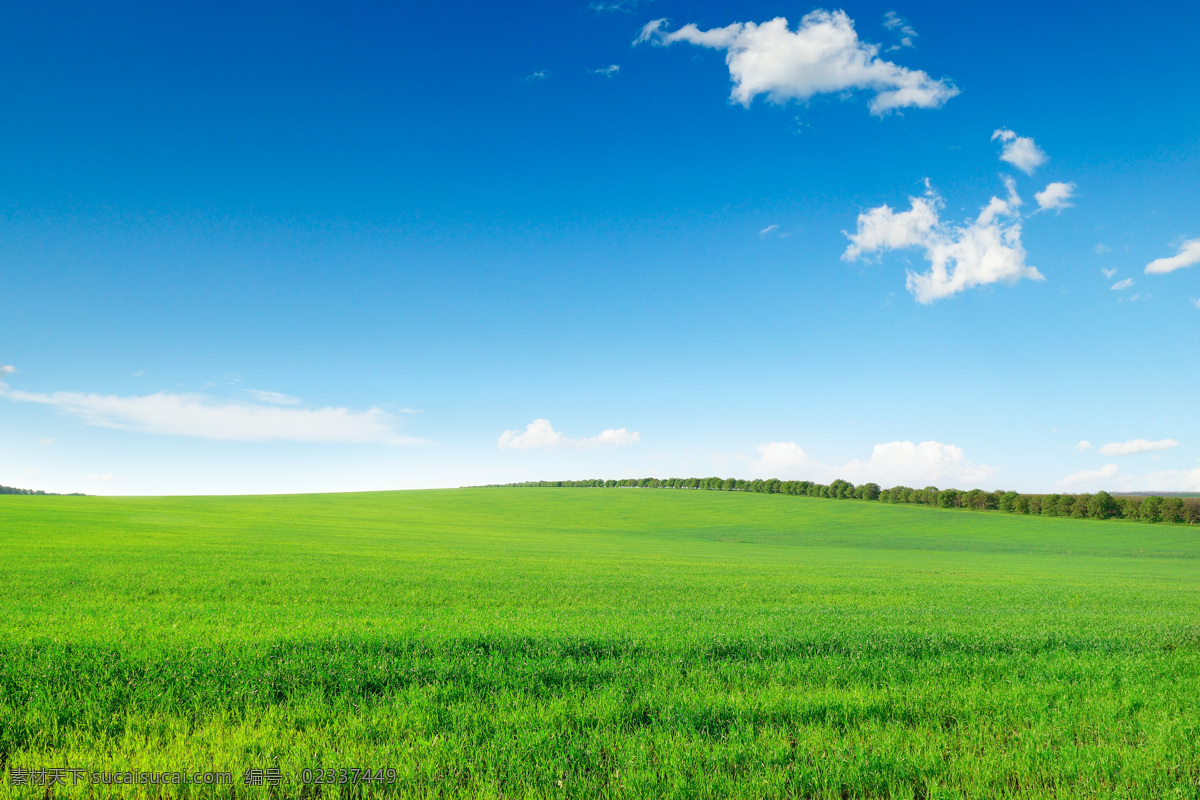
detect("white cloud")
[882,11,917,48]
[1057,464,1200,493]
[38,437,54,446]
[1145,238,1200,274]
[86,472,115,484]
[1,365,14,375]
[497,419,641,451]
[0,382,420,445]
[1094,243,1112,255]
[589,64,620,77]
[1100,438,1179,455]
[1075,440,1092,452]
[1192,298,1200,309]
[991,128,1047,174]
[1056,463,1118,490]
[636,10,958,116]
[759,224,779,236]
[525,70,548,82]
[1110,278,1134,290]
[843,176,1044,303]
[246,389,302,406]
[1034,181,1075,212]
[840,440,993,486]
[1136,468,1200,492]
[755,441,821,473]
[1101,268,1117,279]
[751,439,992,487]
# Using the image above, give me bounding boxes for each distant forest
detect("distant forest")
[498,478,1200,524]
[0,484,79,496]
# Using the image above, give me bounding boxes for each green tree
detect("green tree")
[1161,497,1185,523]
[1139,496,1164,522]
[1087,491,1119,520]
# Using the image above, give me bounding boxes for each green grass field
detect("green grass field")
[2,488,1199,798]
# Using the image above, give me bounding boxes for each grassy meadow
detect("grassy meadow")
[1,487,1199,798]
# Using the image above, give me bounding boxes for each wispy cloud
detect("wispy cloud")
[524,70,548,82]
[1110,278,1134,291]
[246,389,302,406]
[1056,463,1118,490]
[0,379,422,445]
[843,176,1043,303]
[1099,438,1179,455]
[759,224,779,236]
[1094,243,1112,255]
[589,64,620,77]
[992,129,1047,174]
[1145,238,1200,274]
[636,10,958,116]
[1101,268,1117,279]
[498,418,640,451]
[881,11,917,49]
[589,0,644,12]
[1,365,14,375]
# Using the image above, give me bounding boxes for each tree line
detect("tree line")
[495,478,1200,524]
[0,484,80,496]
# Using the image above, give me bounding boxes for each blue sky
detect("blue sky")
[2,0,1198,495]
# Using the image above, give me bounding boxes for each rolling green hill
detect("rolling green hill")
[2,488,1198,797]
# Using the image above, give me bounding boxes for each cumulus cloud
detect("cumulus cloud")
[992,128,1047,174]
[636,10,958,116]
[497,419,640,451]
[1034,181,1075,212]
[1055,464,1200,493]
[589,64,620,77]
[1136,468,1200,492]
[246,389,302,406]
[1111,278,1134,291]
[1056,463,1118,490]
[1075,440,1092,452]
[755,441,821,473]
[751,439,992,487]
[0,365,14,375]
[1145,238,1200,275]
[0,381,420,444]
[1100,438,1179,455]
[843,176,1044,303]
[840,440,993,486]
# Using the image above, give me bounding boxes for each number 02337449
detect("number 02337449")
[300,767,397,785]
